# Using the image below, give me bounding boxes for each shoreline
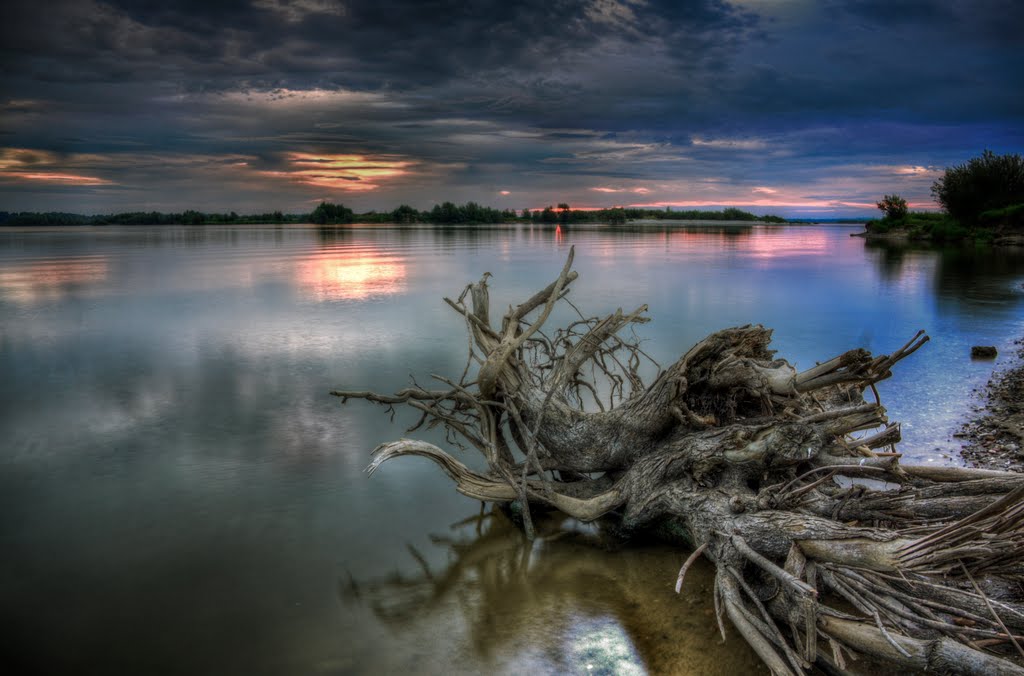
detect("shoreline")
[0,219,840,228]
[855,228,1024,246]
[957,338,1024,471]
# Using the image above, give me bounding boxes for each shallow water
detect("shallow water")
[1,223,1022,674]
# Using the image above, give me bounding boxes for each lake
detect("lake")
[2,223,1023,674]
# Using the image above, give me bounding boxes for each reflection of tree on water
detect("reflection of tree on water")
[866,239,1024,311]
[340,508,763,675]
[315,225,352,245]
[930,244,1024,308]
[864,238,915,281]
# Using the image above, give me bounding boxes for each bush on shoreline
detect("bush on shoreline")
[866,211,969,240]
[876,194,908,220]
[932,150,1024,224]
[869,150,1024,243]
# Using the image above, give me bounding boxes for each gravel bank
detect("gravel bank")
[957,338,1024,471]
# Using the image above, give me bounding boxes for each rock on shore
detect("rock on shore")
[958,338,1024,471]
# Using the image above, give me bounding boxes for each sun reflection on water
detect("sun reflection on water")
[0,255,109,304]
[742,228,830,259]
[341,508,766,674]
[293,249,407,301]
[567,616,646,675]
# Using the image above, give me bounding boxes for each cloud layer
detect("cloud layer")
[1,0,1021,216]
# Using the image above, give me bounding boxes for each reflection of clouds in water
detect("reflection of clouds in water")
[0,303,407,362]
[85,381,176,438]
[293,249,406,301]
[567,616,646,675]
[742,228,830,260]
[0,332,371,476]
[0,235,411,308]
[341,509,765,674]
[0,255,109,303]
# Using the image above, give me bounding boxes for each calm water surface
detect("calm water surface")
[2,223,1023,674]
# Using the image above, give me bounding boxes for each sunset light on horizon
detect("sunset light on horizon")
[3,3,1024,674]
[0,1,1020,217]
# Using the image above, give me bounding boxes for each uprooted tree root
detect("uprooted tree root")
[334,248,1024,675]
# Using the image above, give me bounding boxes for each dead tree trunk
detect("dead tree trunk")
[334,247,1024,675]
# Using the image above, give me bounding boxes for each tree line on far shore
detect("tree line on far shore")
[0,202,786,227]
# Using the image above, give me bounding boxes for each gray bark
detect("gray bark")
[334,248,1024,674]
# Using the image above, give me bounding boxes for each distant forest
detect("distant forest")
[0,201,788,226]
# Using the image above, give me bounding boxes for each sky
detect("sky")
[0,0,1022,218]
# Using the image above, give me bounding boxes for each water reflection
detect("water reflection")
[744,228,830,259]
[342,508,765,675]
[865,239,1024,315]
[865,239,915,281]
[2,224,1022,675]
[294,249,406,301]
[315,225,352,245]
[0,255,108,303]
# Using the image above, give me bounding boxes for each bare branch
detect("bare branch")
[339,253,1024,675]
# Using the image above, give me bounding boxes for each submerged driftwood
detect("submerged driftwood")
[334,248,1024,675]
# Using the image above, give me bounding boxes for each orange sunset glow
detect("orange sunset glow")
[8,173,113,185]
[293,250,406,301]
[0,256,109,304]
[0,147,113,186]
[263,153,413,192]
[627,199,878,211]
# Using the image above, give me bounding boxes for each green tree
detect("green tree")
[390,204,418,223]
[876,194,908,220]
[931,150,1024,224]
[605,207,626,224]
[722,207,756,222]
[432,201,461,223]
[309,201,353,224]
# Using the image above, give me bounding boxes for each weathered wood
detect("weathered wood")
[335,248,1024,674]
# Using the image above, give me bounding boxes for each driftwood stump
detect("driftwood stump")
[335,248,1024,675]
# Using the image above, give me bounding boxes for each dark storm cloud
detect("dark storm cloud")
[0,0,1021,215]
[1,0,750,93]
[718,0,1024,125]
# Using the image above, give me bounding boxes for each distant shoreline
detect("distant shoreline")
[0,203,807,228]
[627,218,864,226]
[0,219,867,228]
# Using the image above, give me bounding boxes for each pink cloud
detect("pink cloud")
[2,172,113,186]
